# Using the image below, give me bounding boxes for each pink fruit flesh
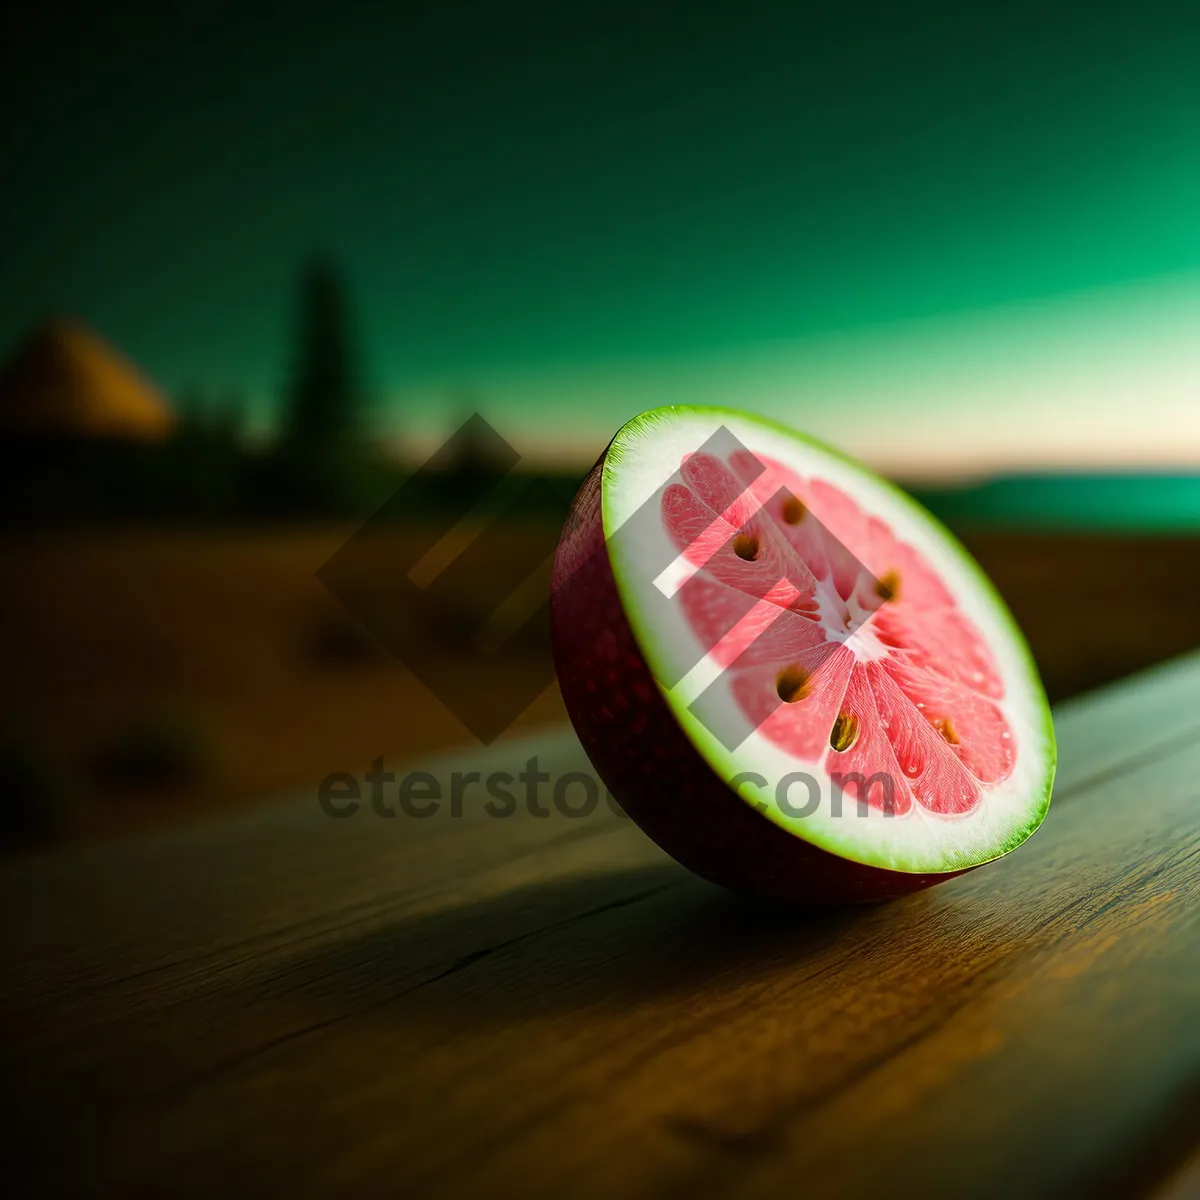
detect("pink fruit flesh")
[664,450,1015,817]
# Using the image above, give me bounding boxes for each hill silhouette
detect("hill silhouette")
[0,319,174,441]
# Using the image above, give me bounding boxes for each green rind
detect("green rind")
[600,404,1057,874]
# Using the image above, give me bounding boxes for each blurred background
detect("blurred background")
[0,0,1197,850]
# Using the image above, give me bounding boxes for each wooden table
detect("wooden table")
[3,653,1199,1198]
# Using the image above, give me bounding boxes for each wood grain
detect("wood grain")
[2,652,1199,1198]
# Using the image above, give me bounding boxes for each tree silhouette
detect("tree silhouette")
[283,257,361,446]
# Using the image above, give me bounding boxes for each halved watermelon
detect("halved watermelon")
[551,406,1055,904]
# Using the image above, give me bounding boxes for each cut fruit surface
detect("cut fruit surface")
[551,406,1055,901]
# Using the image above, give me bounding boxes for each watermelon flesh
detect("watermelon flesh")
[551,407,1055,904]
[665,449,1012,817]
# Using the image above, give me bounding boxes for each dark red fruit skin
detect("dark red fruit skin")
[550,456,970,906]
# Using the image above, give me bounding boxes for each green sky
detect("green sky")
[1,0,1197,461]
